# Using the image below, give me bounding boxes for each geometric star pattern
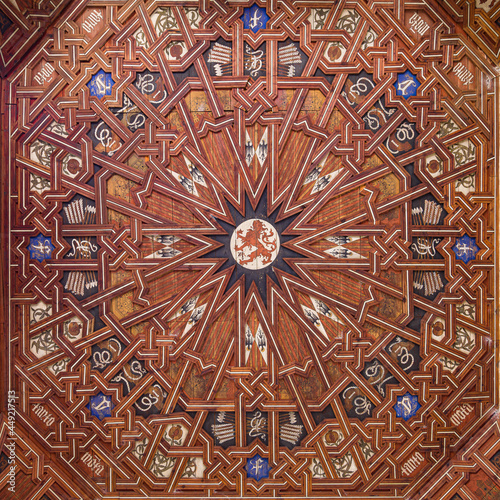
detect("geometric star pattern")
[1,0,499,499]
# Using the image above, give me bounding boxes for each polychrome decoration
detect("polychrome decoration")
[1,0,499,499]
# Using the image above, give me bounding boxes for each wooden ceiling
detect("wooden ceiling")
[1,0,499,499]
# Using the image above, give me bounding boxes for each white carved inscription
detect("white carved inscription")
[82,9,103,33]
[450,403,473,426]
[408,13,430,35]
[32,403,55,426]
[401,451,424,476]
[453,63,474,84]
[81,451,105,475]
[34,63,54,85]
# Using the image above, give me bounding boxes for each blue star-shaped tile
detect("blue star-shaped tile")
[88,393,114,420]
[394,393,421,421]
[87,69,114,98]
[452,235,479,264]
[29,234,55,262]
[246,454,271,481]
[395,70,420,98]
[242,4,269,33]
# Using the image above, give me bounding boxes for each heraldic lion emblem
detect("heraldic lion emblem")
[232,219,279,268]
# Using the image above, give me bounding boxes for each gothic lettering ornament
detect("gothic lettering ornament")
[246,454,271,481]
[87,69,114,98]
[88,393,114,420]
[395,70,420,98]
[247,410,268,442]
[452,235,480,263]
[28,235,54,262]
[394,393,421,421]
[242,5,269,33]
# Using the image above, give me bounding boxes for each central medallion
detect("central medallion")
[230,219,280,270]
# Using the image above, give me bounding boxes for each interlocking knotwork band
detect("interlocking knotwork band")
[1,0,499,499]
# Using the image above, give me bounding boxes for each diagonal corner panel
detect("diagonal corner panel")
[1,1,499,499]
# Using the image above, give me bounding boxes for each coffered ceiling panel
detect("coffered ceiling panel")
[1,0,499,499]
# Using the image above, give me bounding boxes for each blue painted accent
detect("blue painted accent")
[29,234,54,262]
[452,235,479,264]
[87,69,114,98]
[242,5,269,33]
[394,393,421,420]
[395,70,420,98]
[88,393,113,420]
[246,454,270,481]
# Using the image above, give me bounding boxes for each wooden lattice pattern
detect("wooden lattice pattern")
[1,0,500,499]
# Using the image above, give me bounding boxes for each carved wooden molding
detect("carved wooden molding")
[1,1,499,498]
